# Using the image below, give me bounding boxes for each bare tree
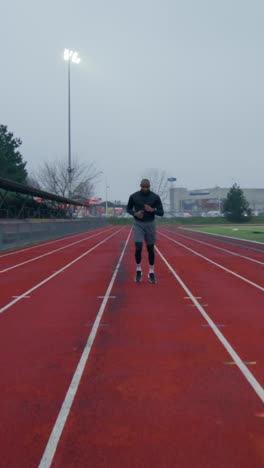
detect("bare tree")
[26,175,41,190]
[141,168,169,201]
[72,179,96,202]
[36,158,101,199]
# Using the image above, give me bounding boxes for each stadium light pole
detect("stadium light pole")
[105,178,110,216]
[168,177,177,214]
[63,49,81,199]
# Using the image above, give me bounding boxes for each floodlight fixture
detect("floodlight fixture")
[64,49,80,64]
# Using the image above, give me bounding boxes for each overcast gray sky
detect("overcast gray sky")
[2,0,264,202]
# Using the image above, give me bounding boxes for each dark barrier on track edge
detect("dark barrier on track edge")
[0,218,109,252]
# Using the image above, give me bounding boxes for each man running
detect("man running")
[126,178,164,283]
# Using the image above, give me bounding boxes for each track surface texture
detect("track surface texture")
[0,225,263,467]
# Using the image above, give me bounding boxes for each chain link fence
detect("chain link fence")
[0,218,109,252]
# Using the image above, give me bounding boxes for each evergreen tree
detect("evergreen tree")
[0,125,27,183]
[223,183,250,222]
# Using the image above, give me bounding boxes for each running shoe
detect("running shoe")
[135,271,142,282]
[148,272,157,284]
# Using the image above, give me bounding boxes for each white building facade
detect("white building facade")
[169,187,264,215]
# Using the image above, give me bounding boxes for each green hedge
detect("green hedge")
[109,216,264,226]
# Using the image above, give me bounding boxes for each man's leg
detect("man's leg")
[133,221,144,282]
[145,221,157,283]
[147,243,156,283]
[135,242,143,282]
[135,241,143,264]
[146,243,155,266]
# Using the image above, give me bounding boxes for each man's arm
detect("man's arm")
[144,196,164,216]
[154,195,164,217]
[126,195,135,216]
[127,195,144,219]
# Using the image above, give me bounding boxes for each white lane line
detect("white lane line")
[188,303,208,307]
[0,226,110,258]
[184,296,202,300]
[155,245,264,403]
[201,324,225,328]
[12,295,31,299]
[162,228,264,266]
[0,227,116,273]
[38,230,132,468]
[179,227,264,248]
[84,323,109,327]
[97,296,116,299]
[159,232,264,293]
[0,229,123,316]
[224,361,256,366]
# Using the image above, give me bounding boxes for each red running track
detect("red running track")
[0,225,263,467]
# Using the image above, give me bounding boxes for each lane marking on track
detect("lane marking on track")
[97,296,116,299]
[155,245,264,404]
[201,324,225,328]
[84,322,109,326]
[0,229,124,316]
[0,226,111,258]
[161,228,264,266]
[188,303,208,307]
[38,229,132,468]
[184,296,202,299]
[159,232,264,292]
[12,295,31,299]
[0,227,116,273]
[224,361,256,366]
[179,227,264,247]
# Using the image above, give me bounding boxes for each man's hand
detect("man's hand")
[144,204,154,213]
[134,210,144,219]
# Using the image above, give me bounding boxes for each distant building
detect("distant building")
[169,186,264,215]
[89,201,127,217]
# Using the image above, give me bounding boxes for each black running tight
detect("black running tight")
[135,242,155,265]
